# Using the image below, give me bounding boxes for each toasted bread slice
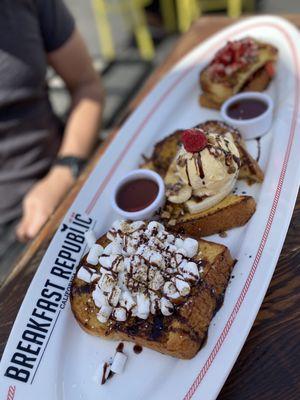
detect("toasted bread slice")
[200,66,272,110]
[161,194,256,237]
[70,233,235,359]
[200,38,278,109]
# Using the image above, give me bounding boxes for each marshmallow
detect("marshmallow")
[126,243,137,256]
[111,220,125,232]
[77,267,91,283]
[113,307,127,322]
[99,255,118,269]
[111,256,124,273]
[175,238,184,249]
[149,270,164,291]
[166,244,177,253]
[163,281,180,299]
[150,292,160,314]
[175,253,184,265]
[136,244,146,255]
[183,238,198,258]
[123,257,131,273]
[129,221,145,232]
[87,244,103,265]
[119,291,136,311]
[166,234,175,243]
[84,230,96,249]
[169,256,178,269]
[179,261,199,281]
[118,271,126,290]
[91,272,101,282]
[99,267,113,276]
[160,297,174,316]
[138,247,153,262]
[133,263,148,283]
[97,304,112,323]
[136,293,150,319]
[149,252,163,266]
[131,305,138,317]
[103,241,123,256]
[89,220,204,324]
[106,230,115,241]
[176,248,187,257]
[110,351,127,374]
[147,221,164,232]
[98,273,116,293]
[108,286,121,307]
[175,277,190,296]
[92,286,108,308]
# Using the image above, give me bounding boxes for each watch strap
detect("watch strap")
[53,156,86,179]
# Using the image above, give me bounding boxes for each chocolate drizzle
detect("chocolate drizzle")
[133,344,143,354]
[116,342,124,353]
[149,314,164,340]
[101,362,114,385]
[176,132,241,187]
[184,161,191,186]
[256,137,261,161]
[193,153,205,179]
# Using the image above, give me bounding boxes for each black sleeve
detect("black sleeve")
[35,0,75,52]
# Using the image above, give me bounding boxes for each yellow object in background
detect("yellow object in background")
[173,0,255,32]
[91,0,255,60]
[92,0,155,61]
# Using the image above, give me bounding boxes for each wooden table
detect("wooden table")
[1,15,300,400]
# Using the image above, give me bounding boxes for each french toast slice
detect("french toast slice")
[200,38,278,109]
[70,233,235,359]
[200,66,272,110]
[141,121,262,237]
[161,194,256,237]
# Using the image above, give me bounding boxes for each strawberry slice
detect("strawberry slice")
[265,61,275,77]
[181,129,208,153]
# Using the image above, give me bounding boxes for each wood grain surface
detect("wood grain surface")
[1,15,300,399]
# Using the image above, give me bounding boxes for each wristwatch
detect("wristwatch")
[53,156,87,179]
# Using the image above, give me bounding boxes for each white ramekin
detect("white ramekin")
[111,169,165,221]
[220,92,274,140]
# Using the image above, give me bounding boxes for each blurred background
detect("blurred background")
[1,0,299,283]
[50,0,299,140]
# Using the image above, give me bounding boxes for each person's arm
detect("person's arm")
[16,30,103,241]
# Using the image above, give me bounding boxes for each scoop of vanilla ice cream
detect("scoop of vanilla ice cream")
[176,132,240,198]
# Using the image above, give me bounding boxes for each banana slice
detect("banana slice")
[165,158,192,204]
[186,179,235,214]
[168,185,192,204]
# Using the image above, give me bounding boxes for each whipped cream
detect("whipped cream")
[77,221,203,323]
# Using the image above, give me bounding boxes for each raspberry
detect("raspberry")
[181,129,208,153]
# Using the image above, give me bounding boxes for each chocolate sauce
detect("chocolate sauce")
[227,98,268,120]
[150,315,164,340]
[256,137,261,161]
[133,344,143,354]
[116,342,124,353]
[116,178,159,212]
[194,153,205,179]
[101,362,114,385]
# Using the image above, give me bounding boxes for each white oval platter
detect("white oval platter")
[1,15,300,400]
